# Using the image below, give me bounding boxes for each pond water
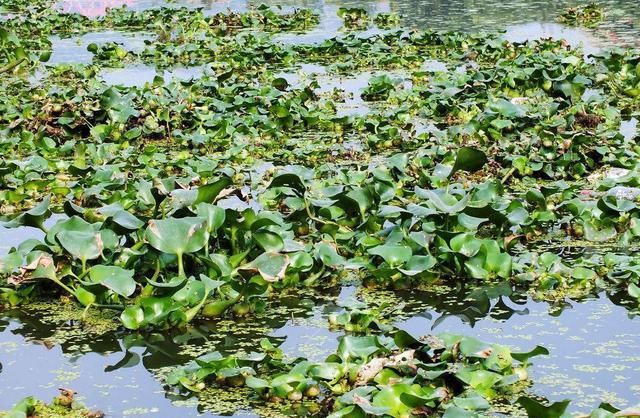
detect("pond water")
[2,0,640,416]
[53,0,640,45]
[42,0,640,85]
[1,280,638,416]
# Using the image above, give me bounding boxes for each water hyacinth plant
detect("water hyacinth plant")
[1,0,640,416]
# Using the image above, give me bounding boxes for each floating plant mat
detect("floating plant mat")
[2,0,640,417]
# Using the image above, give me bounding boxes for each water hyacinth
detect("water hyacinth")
[1,0,640,416]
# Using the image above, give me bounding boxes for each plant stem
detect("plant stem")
[82,303,93,319]
[150,259,160,282]
[177,252,185,277]
[230,225,238,254]
[49,276,76,296]
[131,241,145,251]
[0,57,26,74]
[501,166,516,184]
[303,194,343,228]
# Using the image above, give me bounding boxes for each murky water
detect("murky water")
[2,0,640,416]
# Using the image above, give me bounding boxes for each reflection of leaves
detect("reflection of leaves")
[517,397,570,418]
[105,350,141,372]
[490,297,530,322]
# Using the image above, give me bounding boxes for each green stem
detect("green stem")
[49,275,75,296]
[303,265,326,286]
[76,269,90,281]
[177,252,185,278]
[150,259,161,282]
[131,240,145,251]
[501,166,517,184]
[82,303,93,319]
[230,225,238,255]
[0,57,26,74]
[36,220,49,234]
[185,289,211,323]
[303,194,342,228]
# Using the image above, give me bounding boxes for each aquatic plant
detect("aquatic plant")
[557,3,606,28]
[0,390,103,418]
[167,330,548,417]
[1,0,640,414]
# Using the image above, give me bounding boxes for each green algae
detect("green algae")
[20,300,120,344]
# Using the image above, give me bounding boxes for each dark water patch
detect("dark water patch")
[0,288,340,416]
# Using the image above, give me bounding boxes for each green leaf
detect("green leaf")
[443,406,479,418]
[121,305,145,330]
[6,396,36,418]
[145,217,207,255]
[315,242,345,266]
[451,147,488,176]
[368,244,412,267]
[254,231,285,252]
[372,384,420,418]
[195,203,226,234]
[1,196,51,230]
[512,345,549,363]
[86,265,136,297]
[399,255,436,275]
[488,98,526,118]
[450,234,482,257]
[75,287,96,307]
[98,204,144,230]
[57,229,105,261]
[243,252,289,282]
[195,177,232,205]
[337,336,380,361]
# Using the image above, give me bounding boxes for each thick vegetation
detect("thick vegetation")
[0,1,639,417]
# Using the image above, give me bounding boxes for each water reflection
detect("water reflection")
[397,292,640,410]
[55,0,640,47]
[59,0,137,17]
[505,22,602,55]
[48,31,152,65]
[1,282,638,415]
